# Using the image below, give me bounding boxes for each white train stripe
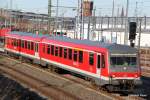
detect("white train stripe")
[41,58,110,80]
[5,48,40,59]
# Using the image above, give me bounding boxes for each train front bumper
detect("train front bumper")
[109,77,142,86]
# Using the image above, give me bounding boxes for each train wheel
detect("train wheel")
[90,79,97,87]
[106,85,114,93]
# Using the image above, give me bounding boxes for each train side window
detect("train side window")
[27,41,30,50]
[68,49,72,60]
[89,53,94,65]
[74,50,78,61]
[55,47,58,56]
[59,47,62,57]
[64,48,67,59]
[16,39,18,47]
[21,40,24,48]
[25,41,27,49]
[51,45,54,55]
[31,42,34,50]
[97,55,101,68]
[11,39,13,46]
[102,55,105,68]
[14,39,17,46]
[79,51,83,63]
[47,45,50,54]
[35,43,38,52]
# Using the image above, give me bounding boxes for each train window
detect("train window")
[64,48,67,59]
[74,50,78,61]
[89,53,94,65]
[16,40,19,47]
[11,39,13,46]
[59,47,63,57]
[68,49,72,60]
[97,55,101,68]
[14,39,17,46]
[21,40,24,48]
[51,45,54,55]
[55,47,58,56]
[35,43,38,52]
[18,40,21,47]
[31,42,34,50]
[79,51,83,63]
[27,41,31,50]
[47,45,50,54]
[110,57,136,66]
[102,55,105,68]
[25,41,27,49]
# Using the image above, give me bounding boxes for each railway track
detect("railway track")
[0,52,146,100]
[0,56,81,100]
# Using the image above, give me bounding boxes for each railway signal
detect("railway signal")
[129,22,137,47]
[129,22,137,40]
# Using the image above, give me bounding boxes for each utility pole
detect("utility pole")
[124,0,129,45]
[10,0,12,29]
[76,0,80,39]
[55,0,59,35]
[48,0,51,33]
[111,0,115,43]
[138,18,142,50]
[138,18,142,73]
[80,0,84,40]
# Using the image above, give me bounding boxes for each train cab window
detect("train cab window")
[51,45,54,55]
[64,48,67,59]
[73,50,78,61]
[59,47,63,57]
[97,55,101,68]
[68,49,72,60]
[31,42,34,50]
[89,53,94,65]
[79,51,83,63]
[102,55,105,68]
[55,47,58,56]
[47,45,50,54]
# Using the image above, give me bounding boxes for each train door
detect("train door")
[35,43,39,57]
[97,54,101,76]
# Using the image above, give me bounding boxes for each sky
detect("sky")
[0,0,150,17]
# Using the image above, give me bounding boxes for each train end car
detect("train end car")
[105,44,142,91]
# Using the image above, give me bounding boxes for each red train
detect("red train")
[1,29,142,91]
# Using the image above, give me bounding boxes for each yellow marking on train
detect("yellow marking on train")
[74,48,82,51]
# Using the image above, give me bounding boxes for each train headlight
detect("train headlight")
[112,75,115,78]
[134,74,138,78]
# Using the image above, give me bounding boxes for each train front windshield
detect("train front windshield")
[110,57,137,67]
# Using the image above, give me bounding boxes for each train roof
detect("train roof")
[44,36,137,54]
[11,31,49,37]
[7,31,137,54]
